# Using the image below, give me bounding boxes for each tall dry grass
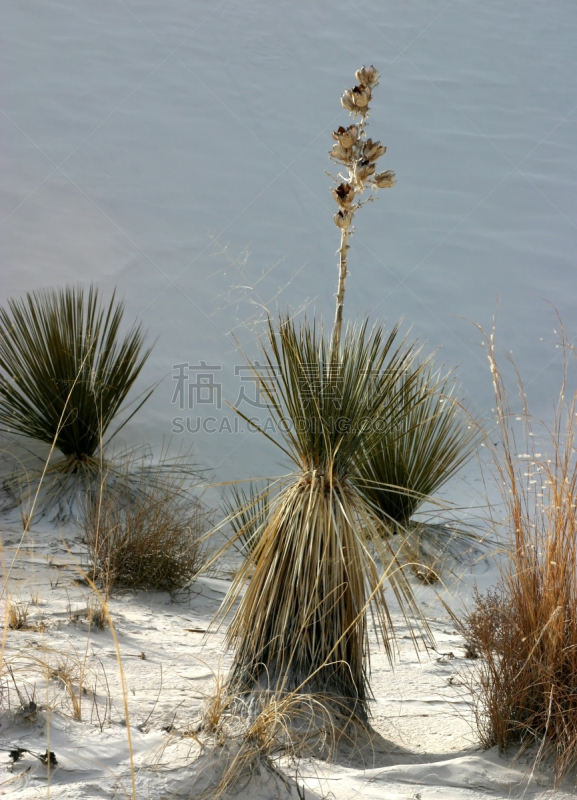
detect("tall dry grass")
[460,321,577,784]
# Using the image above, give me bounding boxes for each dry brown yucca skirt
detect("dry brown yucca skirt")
[222,471,415,722]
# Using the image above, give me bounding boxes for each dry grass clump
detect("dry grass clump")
[7,601,30,631]
[460,322,577,785]
[68,596,109,630]
[458,587,507,660]
[5,600,46,632]
[82,463,209,595]
[190,681,341,800]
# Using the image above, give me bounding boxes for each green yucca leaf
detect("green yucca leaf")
[234,315,431,478]
[357,366,481,525]
[0,285,154,463]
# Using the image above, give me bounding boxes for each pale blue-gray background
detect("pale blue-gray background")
[2,1,576,498]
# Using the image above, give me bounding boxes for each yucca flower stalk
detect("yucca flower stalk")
[218,317,432,720]
[0,285,154,510]
[330,65,395,360]
[331,68,479,541]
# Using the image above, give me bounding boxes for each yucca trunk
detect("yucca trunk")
[226,473,370,718]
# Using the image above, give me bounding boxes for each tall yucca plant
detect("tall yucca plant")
[219,316,432,719]
[357,365,480,527]
[0,285,154,476]
[216,65,475,726]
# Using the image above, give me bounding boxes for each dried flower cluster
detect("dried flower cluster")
[330,65,395,230]
[330,66,395,358]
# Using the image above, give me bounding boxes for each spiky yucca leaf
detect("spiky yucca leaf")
[222,481,271,555]
[235,316,428,477]
[218,316,434,720]
[0,285,153,467]
[357,366,480,526]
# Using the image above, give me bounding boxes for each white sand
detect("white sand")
[1,518,574,799]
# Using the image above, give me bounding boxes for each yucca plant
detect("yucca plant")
[357,365,480,527]
[218,316,433,720]
[0,285,154,508]
[216,65,475,725]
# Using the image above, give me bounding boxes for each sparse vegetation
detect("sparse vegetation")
[457,322,577,785]
[1,643,114,727]
[68,596,108,630]
[82,459,209,595]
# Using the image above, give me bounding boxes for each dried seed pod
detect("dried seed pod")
[374,170,396,188]
[332,125,358,149]
[355,65,379,86]
[331,182,354,208]
[356,158,376,183]
[329,142,353,164]
[363,138,386,162]
[341,84,372,113]
[341,91,357,113]
[334,208,353,229]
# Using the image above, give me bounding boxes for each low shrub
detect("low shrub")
[82,462,209,595]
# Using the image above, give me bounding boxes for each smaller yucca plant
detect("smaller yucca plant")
[0,285,154,511]
[357,364,480,528]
